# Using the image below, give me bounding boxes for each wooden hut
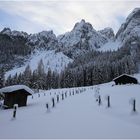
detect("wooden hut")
[0,85,34,109]
[113,74,138,85]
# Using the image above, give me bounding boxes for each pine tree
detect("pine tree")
[31,70,39,89]
[5,74,12,86]
[0,68,5,88]
[37,59,46,89]
[46,68,52,89]
[23,64,32,86]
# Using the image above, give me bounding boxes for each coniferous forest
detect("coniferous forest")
[2,40,140,90]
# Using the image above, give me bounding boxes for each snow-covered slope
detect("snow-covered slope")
[0,80,140,138]
[5,50,73,78]
[99,40,121,52]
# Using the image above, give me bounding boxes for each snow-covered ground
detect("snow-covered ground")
[5,50,73,79]
[0,81,140,139]
[99,40,121,52]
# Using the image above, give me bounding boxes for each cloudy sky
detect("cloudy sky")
[0,0,140,35]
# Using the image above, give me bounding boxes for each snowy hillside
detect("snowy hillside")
[0,80,140,138]
[5,50,73,79]
[98,40,122,52]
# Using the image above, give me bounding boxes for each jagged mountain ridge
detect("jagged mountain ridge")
[1,28,29,39]
[98,27,115,40]
[1,19,113,54]
[27,30,59,50]
[0,19,114,77]
[1,19,114,55]
[116,8,140,44]
[57,19,109,57]
[1,8,140,78]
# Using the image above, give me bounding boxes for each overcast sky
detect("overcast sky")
[0,0,140,35]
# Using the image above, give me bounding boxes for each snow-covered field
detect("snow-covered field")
[0,81,140,139]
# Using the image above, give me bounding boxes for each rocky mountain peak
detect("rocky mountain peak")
[126,8,140,23]
[1,27,28,38]
[57,19,108,57]
[116,8,140,43]
[98,27,115,40]
[73,19,94,33]
[28,30,58,50]
[1,27,11,36]
[38,30,55,38]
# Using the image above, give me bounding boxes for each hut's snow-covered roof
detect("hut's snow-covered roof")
[113,74,137,81]
[0,85,34,95]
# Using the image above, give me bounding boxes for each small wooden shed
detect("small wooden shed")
[0,85,34,109]
[113,74,138,85]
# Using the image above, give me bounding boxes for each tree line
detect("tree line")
[3,41,140,90]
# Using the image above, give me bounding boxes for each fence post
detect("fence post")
[13,104,18,118]
[133,99,136,112]
[73,90,74,95]
[52,98,55,108]
[62,94,64,100]
[107,96,110,108]
[57,95,59,103]
[46,103,49,110]
[77,90,79,94]
[65,92,67,98]
[46,103,50,112]
[130,98,137,113]
[69,91,71,96]
[38,93,40,97]
[98,95,101,106]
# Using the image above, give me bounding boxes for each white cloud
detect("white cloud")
[0,0,140,35]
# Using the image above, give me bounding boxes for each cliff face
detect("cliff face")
[116,8,140,44]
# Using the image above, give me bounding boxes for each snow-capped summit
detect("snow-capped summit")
[1,28,29,38]
[73,19,94,32]
[57,19,108,57]
[28,30,58,50]
[116,8,140,44]
[98,27,115,40]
